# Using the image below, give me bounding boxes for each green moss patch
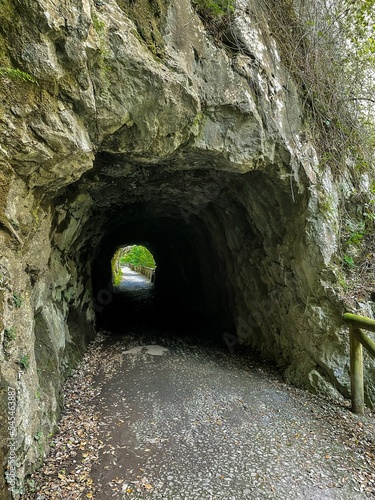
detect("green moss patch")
[0,67,37,83]
[192,0,234,18]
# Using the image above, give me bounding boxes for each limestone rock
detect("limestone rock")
[0,0,373,494]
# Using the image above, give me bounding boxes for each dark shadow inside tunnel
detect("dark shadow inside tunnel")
[107,244,158,330]
[85,155,290,347]
[91,207,233,338]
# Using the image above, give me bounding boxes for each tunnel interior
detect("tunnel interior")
[58,150,309,362]
[91,205,236,338]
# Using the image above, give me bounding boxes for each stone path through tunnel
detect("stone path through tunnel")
[25,283,375,500]
[112,266,155,324]
[97,262,214,337]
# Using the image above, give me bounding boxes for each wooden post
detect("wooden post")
[349,324,364,415]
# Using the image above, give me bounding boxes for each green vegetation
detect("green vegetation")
[348,230,365,246]
[343,255,355,269]
[34,431,43,442]
[0,0,16,67]
[91,12,111,97]
[259,0,375,299]
[192,0,235,17]
[120,245,156,268]
[13,293,23,308]
[337,272,349,291]
[318,193,335,218]
[26,478,37,493]
[0,67,37,84]
[111,245,156,287]
[4,326,16,341]
[19,354,30,370]
[111,247,123,287]
[263,0,374,174]
[92,13,105,33]
[191,0,235,40]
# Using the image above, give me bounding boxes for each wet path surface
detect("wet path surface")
[26,332,375,499]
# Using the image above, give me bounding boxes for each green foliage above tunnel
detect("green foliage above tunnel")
[264,0,375,173]
[191,0,235,39]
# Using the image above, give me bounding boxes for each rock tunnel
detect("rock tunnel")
[90,162,261,337]
[1,0,375,492]
[57,146,319,376]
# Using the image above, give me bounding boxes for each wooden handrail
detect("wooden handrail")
[343,313,375,414]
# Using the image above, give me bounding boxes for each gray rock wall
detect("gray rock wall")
[0,0,374,494]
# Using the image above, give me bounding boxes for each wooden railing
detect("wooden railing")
[128,264,155,283]
[343,313,375,414]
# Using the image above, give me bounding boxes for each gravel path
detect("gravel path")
[115,267,153,293]
[25,331,375,499]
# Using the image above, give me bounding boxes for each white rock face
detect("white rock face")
[0,0,373,493]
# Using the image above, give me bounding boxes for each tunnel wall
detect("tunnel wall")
[0,0,374,494]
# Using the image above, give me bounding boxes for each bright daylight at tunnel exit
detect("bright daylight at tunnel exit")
[0,0,374,498]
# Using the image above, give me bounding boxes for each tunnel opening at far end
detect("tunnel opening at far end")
[106,244,159,331]
[91,212,227,338]
[111,244,157,290]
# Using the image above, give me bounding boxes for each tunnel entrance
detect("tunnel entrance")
[79,151,308,364]
[87,157,250,341]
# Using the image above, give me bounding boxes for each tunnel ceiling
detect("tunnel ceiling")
[59,151,295,250]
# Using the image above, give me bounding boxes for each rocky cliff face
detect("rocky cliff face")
[0,0,374,494]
